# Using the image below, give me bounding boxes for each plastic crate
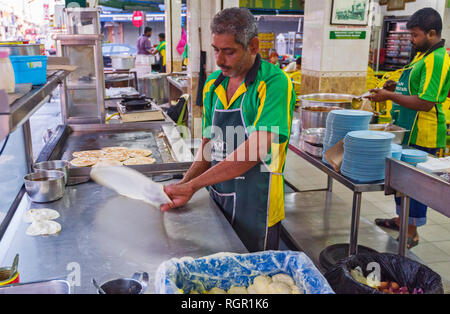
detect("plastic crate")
[9,55,47,85]
[154,250,335,294]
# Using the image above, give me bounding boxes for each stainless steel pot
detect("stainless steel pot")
[98,272,149,294]
[138,73,169,105]
[298,93,357,109]
[23,170,65,203]
[300,106,343,130]
[33,160,69,185]
[1,44,41,56]
[111,55,135,70]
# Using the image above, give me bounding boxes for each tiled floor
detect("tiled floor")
[284,149,450,284]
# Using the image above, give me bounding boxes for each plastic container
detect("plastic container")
[0,49,15,93]
[154,250,335,294]
[9,55,47,85]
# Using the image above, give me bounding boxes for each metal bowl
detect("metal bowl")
[369,124,408,145]
[300,105,343,130]
[23,170,65,203]
[33,160,69,185]
[298,93,357,109]
[301,128,326,145]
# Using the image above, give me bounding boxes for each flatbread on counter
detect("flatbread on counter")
[72,150,105,158]
[26,220,61,236]
[70,156,98,167]
[104,151,129,162]
[128,148,153,158]
[123,156,156,165]
[102,146,129,154]
[23,208,60,223]
[93,158,123,167]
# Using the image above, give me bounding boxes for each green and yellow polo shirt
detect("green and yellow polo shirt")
[202,54,296,226]
[156,41,166,66]
[407,42,449,148]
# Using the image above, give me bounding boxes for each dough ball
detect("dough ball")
[227,286,248,294]
[253,275,272,294]
[247,284,257,294]
[267,282,292,294]
[23,208,60,223]
[26,220,61,236]
[208,287,227,294]
[272,273,295,287]
[291,285,303,294]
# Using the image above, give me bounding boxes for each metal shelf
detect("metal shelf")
[0,70,70,141]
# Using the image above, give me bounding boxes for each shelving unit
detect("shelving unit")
[258,32,275,59]
[380,16,413,71]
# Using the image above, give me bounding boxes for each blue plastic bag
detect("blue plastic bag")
[154,250,334,294]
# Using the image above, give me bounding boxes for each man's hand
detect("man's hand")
[383,80,397,92]
[365,88,394,102]
[160,182,197,212]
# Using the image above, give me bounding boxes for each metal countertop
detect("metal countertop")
[0,181,247,294]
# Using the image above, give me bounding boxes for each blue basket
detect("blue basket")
[9,55,47,85]
[154,250,335,294]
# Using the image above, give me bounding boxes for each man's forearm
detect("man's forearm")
[189,131,273,191]
[179,137,212,183]
[389,92,435,112]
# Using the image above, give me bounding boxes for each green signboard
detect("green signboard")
[239,0,303,10]
[330,30,366,40]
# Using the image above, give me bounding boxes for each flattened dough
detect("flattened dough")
[23,208,60,223]
[26,220,61,236]
[93,158,123,167]
[70,156,98,167]
[123,156,156,165]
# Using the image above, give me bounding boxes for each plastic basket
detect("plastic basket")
[154,250,335,294]
[9,55,47,85]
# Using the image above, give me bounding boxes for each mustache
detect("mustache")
[218,65,231,70]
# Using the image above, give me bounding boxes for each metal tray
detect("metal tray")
[36,122,193,184]
[300,139,323,157]
[0,279,70,294]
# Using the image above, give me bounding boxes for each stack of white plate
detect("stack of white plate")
[341,130,395,183]
[322,110,373,164]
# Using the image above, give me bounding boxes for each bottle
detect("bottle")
[0,49,15,93]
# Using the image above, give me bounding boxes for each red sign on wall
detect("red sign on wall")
[132,11,143,28]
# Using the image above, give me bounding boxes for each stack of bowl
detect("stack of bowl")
[341,130,395,183]
[322,110,373,164]
[400,149,428,166]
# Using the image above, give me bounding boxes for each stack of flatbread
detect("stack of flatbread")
[69,146,156,167]
[23,208,61,236]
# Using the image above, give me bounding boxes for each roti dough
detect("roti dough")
[23,208,60,223]
[94,158,123,167]
[70,156,98,167]
[26,220,61,236]
[123,156,156,165]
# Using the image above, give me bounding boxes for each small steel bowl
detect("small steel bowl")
[23,170,65,203]
[33,160,69,185]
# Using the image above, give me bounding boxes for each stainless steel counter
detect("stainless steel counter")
[0,181,247,293]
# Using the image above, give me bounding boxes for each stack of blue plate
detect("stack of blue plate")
[322,110,373,164]
[341,130,395,183]
[401,149,428,166]
[390,144,402,160]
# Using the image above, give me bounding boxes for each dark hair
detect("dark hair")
[296,57,302,65]
[211,7,258,49]
[158,33,165,40]
[144,27,152,34]
[407,7,442,36]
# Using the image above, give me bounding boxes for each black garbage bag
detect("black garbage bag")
[324,253,443,294]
